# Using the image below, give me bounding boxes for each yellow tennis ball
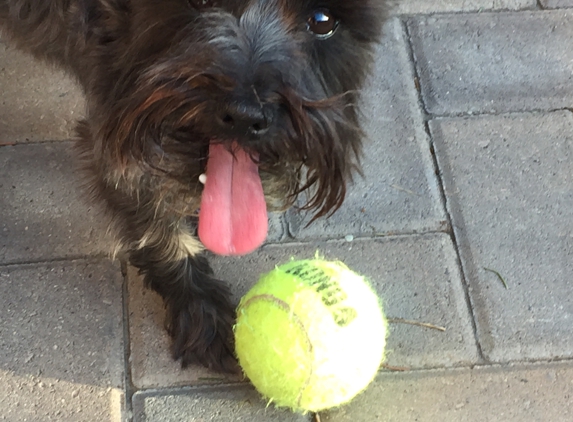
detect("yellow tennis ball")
[234,259,387,413]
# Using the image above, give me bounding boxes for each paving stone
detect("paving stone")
[0,142,112,264]
[321,362,573,421]
[394,0,534,15]
[430,111,573,362]
[0,41,84,144]
[233,236,479,370]
[128,235,477,389]
[0,260,124,421]
[408,11,573,115]
[288,18,445,241]
[540,0,573,7]
[133,385,312,422]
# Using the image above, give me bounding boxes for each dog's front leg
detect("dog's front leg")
[127,220,237,372]
[100,184,237,372]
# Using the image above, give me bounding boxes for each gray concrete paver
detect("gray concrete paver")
[408,11,573,115]
[0,260,124,421]
[132,386,312,422]
[288,18,446,241]
[394,0,535,15]
[322,363,573,422]
[540,0,573,7]
[431,111,573,362]
[0,142,111,264]
[0,41,84,144]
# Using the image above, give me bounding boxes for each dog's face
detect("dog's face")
[87,0,385,254]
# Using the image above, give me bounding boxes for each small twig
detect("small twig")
[387,318,446,332]
[381,363,410,372]
[483,267,508,289]
[0,142,16,147]
[314,413,322,422]
[389,183,419,196]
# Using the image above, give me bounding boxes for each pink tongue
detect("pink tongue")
[198,142,268,255]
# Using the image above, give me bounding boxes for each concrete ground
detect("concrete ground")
[1,1,573,421]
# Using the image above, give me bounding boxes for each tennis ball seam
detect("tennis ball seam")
[283,263,358,327]
[239,293,314,409]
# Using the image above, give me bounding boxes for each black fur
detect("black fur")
[0,0,387,371]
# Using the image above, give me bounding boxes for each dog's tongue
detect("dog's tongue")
[198,142,268,255]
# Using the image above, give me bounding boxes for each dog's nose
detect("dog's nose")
[218,103,269,137]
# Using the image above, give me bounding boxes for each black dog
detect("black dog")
[0,0,387,371]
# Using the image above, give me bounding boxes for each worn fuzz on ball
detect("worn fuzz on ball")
[234,258,387,413]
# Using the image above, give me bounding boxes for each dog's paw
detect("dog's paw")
[166,281,240,374]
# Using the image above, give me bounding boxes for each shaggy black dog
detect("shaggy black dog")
[0,0,387,371]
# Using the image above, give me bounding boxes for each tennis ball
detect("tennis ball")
[234,258,387,413]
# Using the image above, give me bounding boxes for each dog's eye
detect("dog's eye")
[189,0,215,9]
[307,9,339,39]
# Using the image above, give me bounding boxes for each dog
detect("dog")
[0,0,387,372]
